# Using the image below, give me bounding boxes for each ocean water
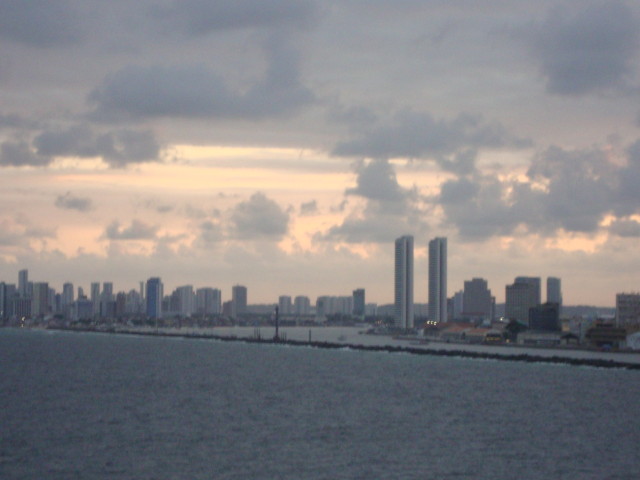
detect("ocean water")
[1,329,638,479]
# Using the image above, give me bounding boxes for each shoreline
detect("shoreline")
[37,325,640,371]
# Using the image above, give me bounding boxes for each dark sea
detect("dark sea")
[1,329,638,480]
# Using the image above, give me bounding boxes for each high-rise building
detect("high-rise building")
[505,277,540,325]
[394,235,414,329]
[294,296,311,315]
[231,285,247,318]
[175,285,195,316]
[196,288,221,315]
[18,269,29,298]
[31,282,49,317]
[547,277,562,305]
[428,237,447,323]
[616,293,640,327]
[462,277,493,322]
[514,276,541,304]
[352,288,365,317]
[146,277,163,319]
[278,295,292,315]
[91,282,100,316]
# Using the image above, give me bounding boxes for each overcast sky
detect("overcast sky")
[2,0,640,306]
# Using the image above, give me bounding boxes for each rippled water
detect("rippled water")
[1,329,639,479]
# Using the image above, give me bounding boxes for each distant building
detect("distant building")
[196,288,221,315]
[616,293,640,327]
[175,285,195,316]
[31,282,49,317]
[451,290,464,321]
[146,277,163,319]
[514,276,541,304]
[529,302,560,332]
[294,296,311,315]
[18,269,29,298]
[91,282,100,316]
[352,289,365,317]
[231,285,247,318]
[278,295,292,315]
[394,235,414,329]
[505,277,540,326]
[547,277,562,305]
[316,296,353,318]
[462,278,493,322]
[428,237,447,323]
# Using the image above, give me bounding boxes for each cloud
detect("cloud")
[103,220,159,240]
[54,192,93,212]
[154,0,317,35]
[346,158,412,207]
[34,126,161,167]
[0,0,83,47]
[332,110,528,173]
[437,144,640,239]
[529,1,639,95]
[0,141,51,167]
[0,216,56,247]
[197,221,224,246]
[230,192,289,239]
[299,200,318,216]
[322,159,427,243]
[89,36,313,121]
[609,219,640,238]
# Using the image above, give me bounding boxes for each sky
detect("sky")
[2,0,640,307]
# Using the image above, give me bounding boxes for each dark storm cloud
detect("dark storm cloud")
[530,1,639,95]
[0,141,51,167]
[103,220,159,241]
[154,0,317,35]
[34,126,160,168]
[230,192,289,239]
[54,192,92,212]
[332,110,528,173]
[609,219,640,238]
[89,36,313,121]
[0,0,83,47]
[437,143,640,240]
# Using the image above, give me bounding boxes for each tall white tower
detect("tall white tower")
[394,235,414,329]
[428,237,447,323]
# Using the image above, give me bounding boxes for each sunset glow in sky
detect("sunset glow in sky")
[2,1,640,306]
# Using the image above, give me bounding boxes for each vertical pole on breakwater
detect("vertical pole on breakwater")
[274,306,279,341]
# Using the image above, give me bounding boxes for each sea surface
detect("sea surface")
[1,328,639,479]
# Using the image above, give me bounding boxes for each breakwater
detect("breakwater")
[50,326,640,371]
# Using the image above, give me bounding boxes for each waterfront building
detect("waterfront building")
[18,269,29,298]
[451,290,464,321]
[175,285,195,317]
[352,289,365,317]
[31,282,49,317]
[278,295,292,315]
[505,277,540,326]
[231,285,247,318]
[196,288,221,315]
[428,237,447,323]
[529,302,561,332]
[547,277,562,305]
[514,276,541,304]
[146,277,163,319]
[91,282,100,316]
[616,293,640,327]
[395,235,414,329]
[316,296,353,318]
[294,296,311,315]
[462,278,493,322]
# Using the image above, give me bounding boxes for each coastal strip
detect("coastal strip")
[48,326,640,371]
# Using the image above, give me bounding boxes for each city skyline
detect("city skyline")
[3,1,640,306]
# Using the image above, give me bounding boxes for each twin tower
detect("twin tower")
[395,236,447,329]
